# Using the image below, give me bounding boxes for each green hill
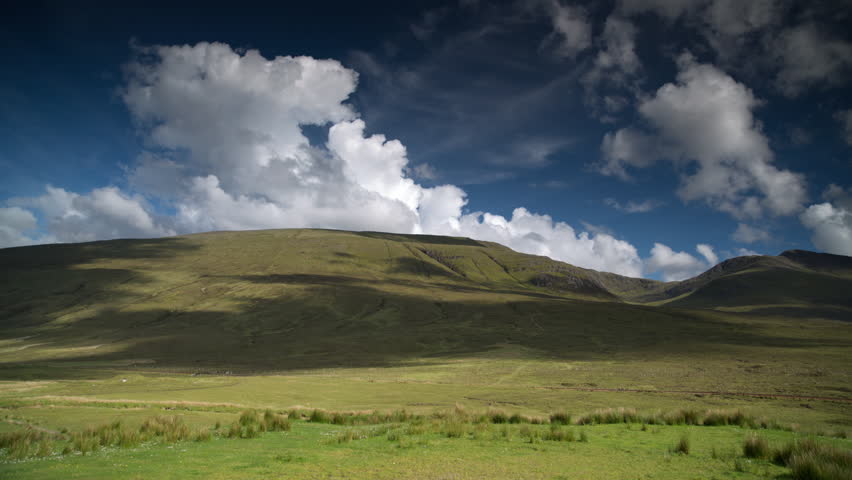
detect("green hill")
[0,228,849,372]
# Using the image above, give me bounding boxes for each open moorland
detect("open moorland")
[1,229,850,479]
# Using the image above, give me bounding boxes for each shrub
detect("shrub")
[743,433,770,459]
[579,430,589,442]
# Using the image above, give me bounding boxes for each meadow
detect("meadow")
[1,229,850,478]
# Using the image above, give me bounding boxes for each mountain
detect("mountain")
[0,229,849,372]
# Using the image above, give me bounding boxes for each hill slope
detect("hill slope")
[0,229,849,371]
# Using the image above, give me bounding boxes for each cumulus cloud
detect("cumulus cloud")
[618,1,851,96]
[446,208,644,277]
[696,243,719,265]
[645,242,714,281]
[543,1,592,58]
[800,184,852,256]
[0,207,43,248]
[600,54,807,219]
[10,185,174,243]
[731,223,770,244]
[3,41,647,277]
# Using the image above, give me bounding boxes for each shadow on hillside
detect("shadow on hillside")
[1,271,848,380]
[388,256,460,279]
[354,231,485,247]
[0,237,200,269]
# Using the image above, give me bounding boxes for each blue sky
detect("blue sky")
[1,0,851,280]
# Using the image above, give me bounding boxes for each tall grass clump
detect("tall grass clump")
[576,408,639,425]
[672,434,691,455]
[0,429,53,460]
[743,433,771,459]
[308,409,331,424]
[772,438,852,480]
[227,409,290,438]
[704,409,749,427]
[543,425,575,442]
[549,412,571,425]
[487,409,509,424]
[140,416,191,442]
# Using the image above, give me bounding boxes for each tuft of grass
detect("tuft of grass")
[743,433,771,459]
[772,437,852,480]
[0,429,53,460]
[671,434,690,455]
[309,409,331,424]
[549,412,571,425]
[543,425,575,442]
[576,407,639,425]
[487,409,508,424]
[442,421,468,439]
[508,413,524,424]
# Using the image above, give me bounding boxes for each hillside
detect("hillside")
[0,228,849,373]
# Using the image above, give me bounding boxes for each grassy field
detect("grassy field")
[1,229,850,478]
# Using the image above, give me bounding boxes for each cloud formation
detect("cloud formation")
[604,198,662,213]
[544,1,592,58]
[645,242,717,281]
[1,42,649,277]
[600,54,807,219]
[800,185,852,256]
[0,207,41,248]
[731,223,770,244]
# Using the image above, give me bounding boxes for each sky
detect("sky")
[1,0,851,281]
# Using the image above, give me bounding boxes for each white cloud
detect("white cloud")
[599,127,663,180]
[543,1,592,58]
[446,208,644,277]
[835,109,852,146]
[617,1,852,97]
[600,54,807,219]
[11,185,174,244]
[412,163,438,180]
[773,23,852,97]
[582,15,642,119]
[0,207,43,248]
[5,41,647,277]
[731,223,770,244]
[696,243,718,265]
[800,184,852,256]
[800,203,852,256]
[604,198,663,213]
[735,247,760,256]
[645,242,713,281]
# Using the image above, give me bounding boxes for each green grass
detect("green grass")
[4,415,850,480]
[0,228,851,478]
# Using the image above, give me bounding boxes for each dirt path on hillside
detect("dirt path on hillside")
[536,385,852,403]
